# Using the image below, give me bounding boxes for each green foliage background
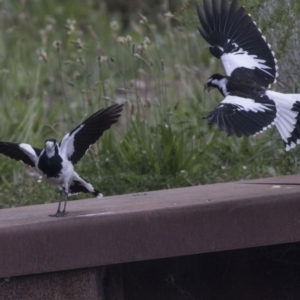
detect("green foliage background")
[0,0,300,208]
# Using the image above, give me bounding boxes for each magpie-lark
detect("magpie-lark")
[197,0,300,150]
[0,103,123,217]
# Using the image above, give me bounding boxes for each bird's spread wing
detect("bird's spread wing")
[60,103,124,165]
[0,142,41,167]
[197,0,278,88]
[204,94,277,137]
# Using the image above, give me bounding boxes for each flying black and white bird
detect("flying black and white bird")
[0,103,123,217]
[197,0,300,150]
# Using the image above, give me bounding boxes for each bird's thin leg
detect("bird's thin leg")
[49,189,64,217]
[61,191,69,216]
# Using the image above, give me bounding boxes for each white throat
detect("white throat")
[45,141,56,158]
[212,78,228,96]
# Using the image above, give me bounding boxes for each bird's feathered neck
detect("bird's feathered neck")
[207,74,229,97]
[207,73,267,98]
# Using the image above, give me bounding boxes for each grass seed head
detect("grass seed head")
[144,36,151,45]
[126,35,132,46]
[139,14,148,25]
[53,40,62,52]
[110,20,120,31]
[164,12,175,19]
[98,55,108,64]
[65,18,76,35]
[116,36,126,44]
[71,38,84,51]
[37,48,49,63]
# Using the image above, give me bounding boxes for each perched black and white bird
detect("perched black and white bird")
[0,103,123,217]
[197,0,300,150]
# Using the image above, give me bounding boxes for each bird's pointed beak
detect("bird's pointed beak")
[204,83,211,92]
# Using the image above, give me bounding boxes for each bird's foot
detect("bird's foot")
[49,210,68,217]
[61,210,68,217]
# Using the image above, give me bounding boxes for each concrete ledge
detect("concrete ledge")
[1,174,300,278]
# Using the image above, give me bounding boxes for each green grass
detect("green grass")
[0,0,300,208]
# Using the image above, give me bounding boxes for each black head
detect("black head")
[204,74,229,97]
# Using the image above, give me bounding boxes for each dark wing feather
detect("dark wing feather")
[220,0,229,32]
[203,0,214,31]
[211,0,220,27]
[0,142,41,167]
[197,0,278,88]
[60,103,123,165]
[204,95,277,137]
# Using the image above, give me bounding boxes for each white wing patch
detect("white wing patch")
[19,143,39,165]
[221,48,273,77]
[222,95,273,113]
[60,124,84,158]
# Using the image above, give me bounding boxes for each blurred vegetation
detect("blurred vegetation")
[0,0,300,208]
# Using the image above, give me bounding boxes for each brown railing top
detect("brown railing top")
[1,174,300,278]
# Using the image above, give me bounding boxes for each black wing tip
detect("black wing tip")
[0,141,37,168]
[105,103,124,121]
[104,103,124,115]
[110,103,124,109]
[83,103,124,125]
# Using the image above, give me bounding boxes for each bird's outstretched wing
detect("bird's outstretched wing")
[0,142,41,167]
[60,103,124,165]
[197,0,278,88]
[204,94,277,137]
